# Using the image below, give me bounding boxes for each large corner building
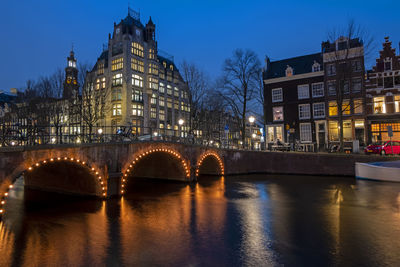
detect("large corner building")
[85,10,190,136]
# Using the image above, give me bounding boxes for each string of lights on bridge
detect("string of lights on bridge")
[0,157,107,215]
[121,148,190,195]
[196,152,225,177]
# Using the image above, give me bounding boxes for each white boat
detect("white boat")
[355,161,400,182]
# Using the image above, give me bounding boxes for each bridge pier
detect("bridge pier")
[107,172,122,197]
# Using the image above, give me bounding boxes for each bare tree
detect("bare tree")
[49,68,65,98]
[77,62,92,94]
[219,49,261,146]
[325,19,374,151]
[80,72,110,141]
[180,61,208,134]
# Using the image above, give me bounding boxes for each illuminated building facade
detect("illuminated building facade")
[365,37,400,142]
[85,9,190,137]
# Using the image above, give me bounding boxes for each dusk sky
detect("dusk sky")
[1,0,400,92]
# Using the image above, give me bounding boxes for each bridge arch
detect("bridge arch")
[196,151,225,178]
[121,148,190,195]
[0,156,106,217]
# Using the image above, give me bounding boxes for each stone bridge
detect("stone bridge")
[0,141,395,216]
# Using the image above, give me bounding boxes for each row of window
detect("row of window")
[326,60,362,76]
[272,79,362,103]
[111,103,188,118]
[272,99,363,121]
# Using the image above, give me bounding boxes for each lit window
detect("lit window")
[271,88,283,102]
[132,42,144,57]
[132,89,143,102]
[313,102,325,118]
[354,99,363,114]
[111,57,123,71]
[374,97,386,114]
[96,78,100,90]
[97,63,104,75]
[151,107,157,118]
[311,83,324,97]
[170,65,174,71]
[327,64,336,76]
[148,63,158,75]
[297,84,309,99]
[112,104,122,116]
[343,120,352,141]
[174,100,179,110]
[167,71,173,82]
[329,121,339,141]
[167,98,172,108]
[300,123,312,142]
[395,96,400,113]
[112,73,123,86]
[342,100,351,115]
[174,87,179,97]
[167,85,172,95]
[132,74,143,87]
[159,83,165,93]
[131,58,144,73]
[159,96,165,106]
[273,106,283,121]
[329,101,338,116]
[148,48,155,60]
[132,103,143,116]
[101,77,106,89]
[163,62,167,68]
[159,109,165,121]
[151,93,157,105]
[298,104,311,119]
[148,77,159,90]
[352,78,362,93]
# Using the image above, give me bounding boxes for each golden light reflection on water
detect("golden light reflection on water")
[2,176,400,266]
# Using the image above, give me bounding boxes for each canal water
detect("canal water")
[1,175,400,266]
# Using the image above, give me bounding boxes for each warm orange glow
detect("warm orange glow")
[121,147,190,195]
[196,151,225,177]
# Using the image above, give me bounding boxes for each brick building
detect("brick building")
[365,37,400,142]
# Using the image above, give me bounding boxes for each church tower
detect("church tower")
[63,49,79,99]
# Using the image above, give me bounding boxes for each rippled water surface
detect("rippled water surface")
[1,175,400,266]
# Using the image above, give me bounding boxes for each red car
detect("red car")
[364,141,400,155]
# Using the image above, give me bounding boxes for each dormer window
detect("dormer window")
[312,61,321,72]
[285,65,293,77]
[336,37,349,51]
[384,58,392,71]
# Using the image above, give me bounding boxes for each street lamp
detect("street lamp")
[97,128,103,134]
[178,119,184,141]
[248,116,255,150]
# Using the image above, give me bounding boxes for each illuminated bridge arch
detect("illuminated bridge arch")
[196,151,225,178]
[121,148,190,195]
[0,156,106,217]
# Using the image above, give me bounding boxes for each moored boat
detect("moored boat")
[355,161,400,182]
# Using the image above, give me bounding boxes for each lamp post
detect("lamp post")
[178,119,184,142]
[249,116,255,150]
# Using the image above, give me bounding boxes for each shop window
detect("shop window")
[343,120,352,141]
[329,121,339,141]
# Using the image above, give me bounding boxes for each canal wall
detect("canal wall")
[223,150,398,177]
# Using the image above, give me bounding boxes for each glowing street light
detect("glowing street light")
[248,116,256,150]
[178,119,184,126]
[51,137,56,143]
[97,128,103,134]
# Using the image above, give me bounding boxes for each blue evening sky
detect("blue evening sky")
[1,0,399,91]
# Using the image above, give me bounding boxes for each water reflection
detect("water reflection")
[1,175,400,266]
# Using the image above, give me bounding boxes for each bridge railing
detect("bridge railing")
[0,124,243,150]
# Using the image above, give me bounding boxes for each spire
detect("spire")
[148,16,154,26]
